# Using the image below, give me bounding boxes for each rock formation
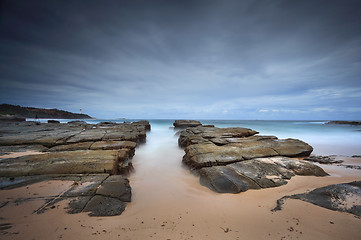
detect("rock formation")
[177,123,328,194]
[0,120,150,216]
[0,121,149,176]
[173,120,202,129]
[273,181,361,217]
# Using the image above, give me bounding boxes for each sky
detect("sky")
[0,0,361,120]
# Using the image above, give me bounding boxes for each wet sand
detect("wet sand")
[1,128,361,240]
[0,150,44,159]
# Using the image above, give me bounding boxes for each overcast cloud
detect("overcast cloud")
[0,0,360,119]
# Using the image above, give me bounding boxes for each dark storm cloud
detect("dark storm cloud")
[0,0,360,119]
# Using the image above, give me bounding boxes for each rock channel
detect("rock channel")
[177,122,328,193]
[0,120,150,216]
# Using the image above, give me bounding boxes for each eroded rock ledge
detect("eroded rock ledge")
[273,181,361,217]
[177,122,328,194]
[0,120,150,216]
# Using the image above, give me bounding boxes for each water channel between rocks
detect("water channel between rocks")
[128,123,213,214]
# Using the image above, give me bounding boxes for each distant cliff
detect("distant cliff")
[326,121,361,125]
[0,104,92,119]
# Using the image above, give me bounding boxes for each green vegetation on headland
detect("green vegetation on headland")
[0,104,92,119]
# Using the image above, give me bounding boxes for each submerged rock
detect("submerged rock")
[304,155,343,164]
[273,181,361,217]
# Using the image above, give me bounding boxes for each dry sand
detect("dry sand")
[1,146,361,239]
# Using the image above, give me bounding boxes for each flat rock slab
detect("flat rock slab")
[70,175,131,216]
[90,140,137,151]
[46,140,137,152]
[96,175,131,202]
[0,174,131,217]
[82,195,127,216]
[66,128,107,143]
[273,181,361,217]
[62,174,109,197]
[200,157,328,193]
[173,120,202,129]
[0,144,48,153]
[0,150,120,177]
[183,138,314,169]
[0,120,149,147]
[178,126,259,147]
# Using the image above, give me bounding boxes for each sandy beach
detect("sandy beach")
[1,139,361,240]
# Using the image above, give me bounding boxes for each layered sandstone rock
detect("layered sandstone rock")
[0,120,150,216]
[177,124,327,194]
